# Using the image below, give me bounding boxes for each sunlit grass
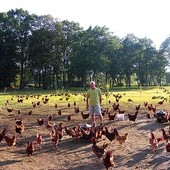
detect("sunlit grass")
[0,86,170,117]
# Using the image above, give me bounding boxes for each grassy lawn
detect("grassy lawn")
[0,86,170,114]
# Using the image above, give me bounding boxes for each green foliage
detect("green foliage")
[0,8,169,90]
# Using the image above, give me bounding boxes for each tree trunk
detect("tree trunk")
[52,73,55,89]
[125,74,131,89]
[81,76,87,90]
[19,60,24,89]
[38,70,41,88]
[128,75,131,89]
[105,73,108,84]
[42,68,47,90]
[62,71,66,89]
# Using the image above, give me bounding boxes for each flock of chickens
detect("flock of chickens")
[0,87,170,169]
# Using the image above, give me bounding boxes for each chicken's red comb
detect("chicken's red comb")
[91,137,95,141]
[157,137,163,142]
[160,128,165,131]
[108,151,113,156]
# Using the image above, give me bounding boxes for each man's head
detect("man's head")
[90,81,96,89]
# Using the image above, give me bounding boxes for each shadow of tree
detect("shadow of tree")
[0,159,21,166]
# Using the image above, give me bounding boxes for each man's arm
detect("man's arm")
[99,89,102,106]
[99,94,102,106]
[86,96,89,110]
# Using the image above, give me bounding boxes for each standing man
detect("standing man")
[86,81,103,127]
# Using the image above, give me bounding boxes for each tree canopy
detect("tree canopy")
[0,9,169,89]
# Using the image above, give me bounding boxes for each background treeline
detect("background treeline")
[1,9,170,90]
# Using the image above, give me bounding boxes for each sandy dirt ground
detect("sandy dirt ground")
[0,95,170,170]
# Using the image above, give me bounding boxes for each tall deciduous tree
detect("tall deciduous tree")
[121,34,139,88]
[0,13,18,88]
[7,9,35,89]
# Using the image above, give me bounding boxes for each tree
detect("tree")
[121,34,139,88]
[0,12,18,88]
[29,28,55,89]
[106,35,123,86]
[7,9,35,89]
[160,36,170,60]
[28,15,58,89]
[59,20,83,88]
[134,38,155,86]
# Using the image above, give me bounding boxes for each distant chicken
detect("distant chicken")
[36,134,43,149]
[0,128,7,142]
[45,120,53,132]
[54,122,64,142]
[81,111,89,122]
[65,126,82,142]
[4,135,16,147]
[74,107,79,113]
[118,109,125,114]
[43,100,48,104]
[18,110,21,114]
[15,118,23,126]
[37,101,40,106]
[128,111,138,122]
[55,104,58,108]
[26,141,35,158]
[108,112,116,121]
[135,105,141,111]
[91,137,108,158]
[7,108,13,113]
[112,103,119,111]
[37,118,44,126]
[50,129,60,148]
[116,98,119,103]
[18,98,23,103]
[146,112,151,119]
[65,127,76,138]
[68,115,71,122]
[32,102,36,108]
[165,142,170,153]
[101,108,109,117]
[45,97,49,102]
[95,128,103,139]
[80,127,96,141]
[147,104,153,111]
[47,114,53,121]
[148,132,162,152]
[103,151,115,170]
[28,110,32,116]
[102,126,115,142]
[152,106,157,113]
[68,103,71,108]
[58,109,62,116]
[127,99,133,102]
[144,102,148,108]
[114,128,128,145]
[15,124,24,136]
[157,100,164,105]
[160,128,170,142]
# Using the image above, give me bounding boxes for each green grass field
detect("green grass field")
[1,86,170,115]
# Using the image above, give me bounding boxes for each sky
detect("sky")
[0,0,170,49]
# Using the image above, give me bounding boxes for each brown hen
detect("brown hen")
[103,151,115,170]
[91,137,108,158]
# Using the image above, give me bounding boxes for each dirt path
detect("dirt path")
[0,99,170,170]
